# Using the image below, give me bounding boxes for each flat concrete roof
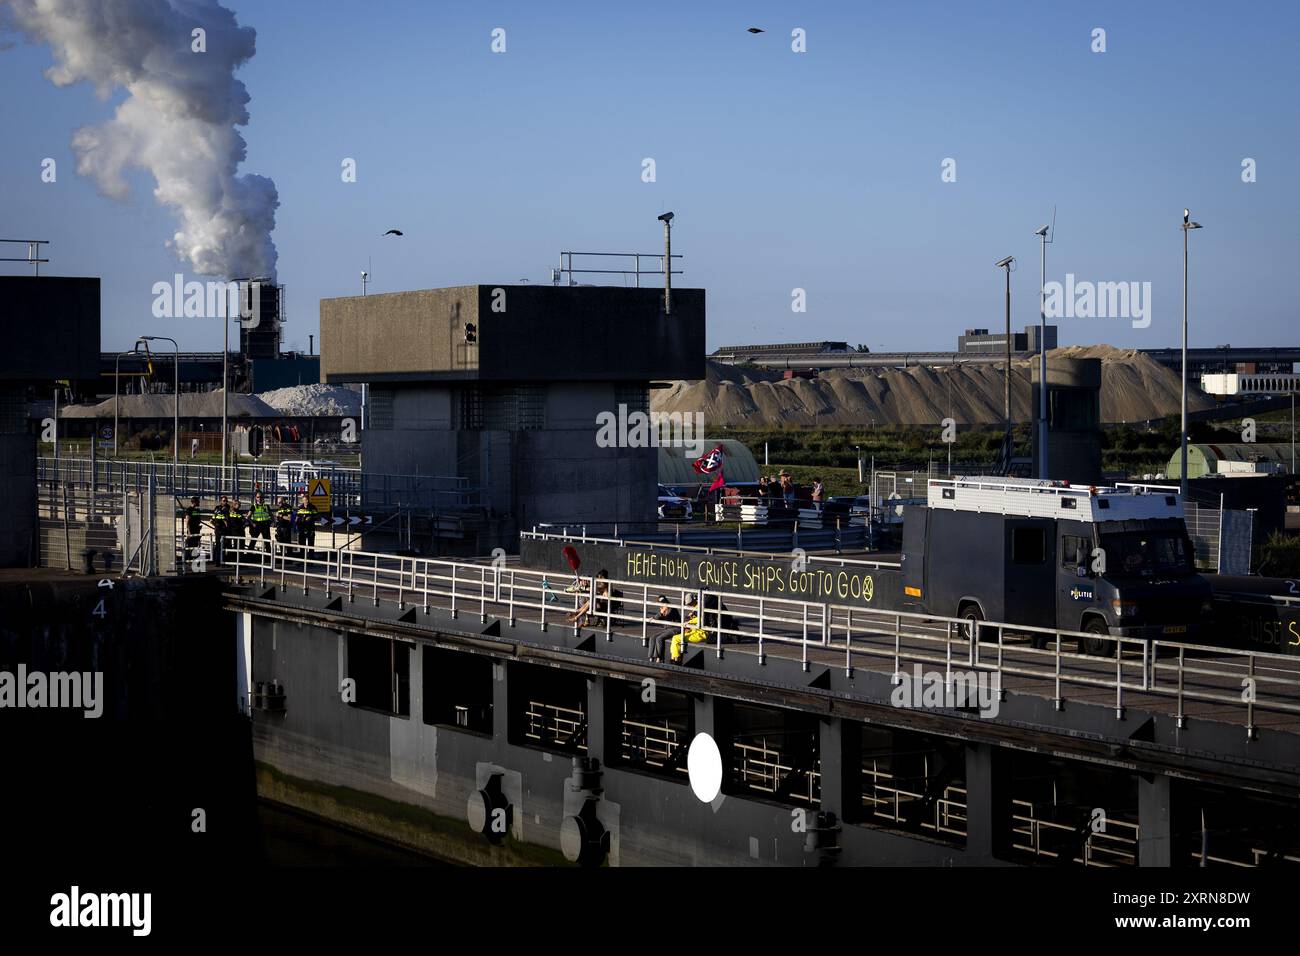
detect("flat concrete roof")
[320,284,705,384]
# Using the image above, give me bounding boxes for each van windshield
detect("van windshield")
[1099,532,1193,577]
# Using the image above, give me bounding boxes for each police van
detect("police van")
[901,477,1214,654]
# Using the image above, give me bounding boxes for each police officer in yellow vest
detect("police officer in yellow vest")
[249,492,273,550]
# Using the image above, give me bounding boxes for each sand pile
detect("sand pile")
[258,384,361,417]
[652,346,1213,427]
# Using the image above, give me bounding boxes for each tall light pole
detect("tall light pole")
[658,211,674,315]
[222,286,230,493]
[1034,224,1052,479]
[996,256,1016,473]
[1180,209,1203,495]
[113,344,144,456]
[141,336,179,476]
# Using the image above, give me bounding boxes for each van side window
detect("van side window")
[1011,527,1046,564]
[1060,535,1087,570]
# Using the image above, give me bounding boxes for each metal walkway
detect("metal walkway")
[222,538,1300,739]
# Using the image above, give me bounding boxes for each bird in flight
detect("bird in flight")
[382,229,404,237]
[746,27,764,34]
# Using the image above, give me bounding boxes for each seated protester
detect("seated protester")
[701,591,739,641]
[669,595,707,664]
[566,571,610,628]
[647,595,683,663]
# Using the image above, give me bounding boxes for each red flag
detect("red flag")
[693,444,726,491]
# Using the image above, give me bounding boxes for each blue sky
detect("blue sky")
[1,0,1296,356]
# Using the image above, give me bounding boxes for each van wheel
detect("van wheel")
[960,604,984,643]
[1080,619,1115,657]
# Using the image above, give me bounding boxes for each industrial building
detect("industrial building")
[710,341,851,363]
[1201,372,1300,397]
[1166,443,1295,479]
[958,325,1057,354]
[98,275,320,397]
[320,284,705,545]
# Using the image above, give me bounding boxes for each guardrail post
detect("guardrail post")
[801,603,809,672]
[421,559,430,615]
[1174,646,1186,728]
[1114,642,1125,720]
[481,565,488,625]
[450,564,459,619]
[843,608,852,678]
[508,570,516,627]
[892,614,902,682]
[1052,635,1063,711]
[1245,655,1257,740]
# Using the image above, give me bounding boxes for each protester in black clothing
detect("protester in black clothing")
[182,495,203,567]
[647,594,683,663]
[274,497,294,544]
[211,495,230,565]
[229,498,247,548]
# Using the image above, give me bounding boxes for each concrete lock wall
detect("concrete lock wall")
[0,276,101,383]
[363,381,659,533]
[320,285,705,385]
[1031,357,1102,485]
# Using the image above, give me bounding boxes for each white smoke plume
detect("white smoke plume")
[3,0,278,279]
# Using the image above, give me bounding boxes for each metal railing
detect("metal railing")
[38,457,482,514]
[733,737,820,804]
[221,539,1300,735]
[862,762,968,840]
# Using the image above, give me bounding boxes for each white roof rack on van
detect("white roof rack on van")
[926,477,1184,523]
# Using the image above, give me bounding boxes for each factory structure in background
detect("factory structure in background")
[97,275,320,398]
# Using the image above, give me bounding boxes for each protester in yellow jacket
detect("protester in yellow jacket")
[669,599,708,663]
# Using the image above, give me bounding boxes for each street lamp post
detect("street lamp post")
[1180,209,1203,496]
[658,211,674,315]
[1034,224,1052,479]
[113,345,144,456]
[995,256,1016,474]
[141,336,179,476]
[222,288,230,494]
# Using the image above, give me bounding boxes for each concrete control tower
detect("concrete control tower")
[320,285,705,546]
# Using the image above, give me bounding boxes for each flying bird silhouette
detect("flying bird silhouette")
[747,27,764,33]
[382,229,404,237]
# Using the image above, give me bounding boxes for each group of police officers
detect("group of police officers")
[182,490,323,565]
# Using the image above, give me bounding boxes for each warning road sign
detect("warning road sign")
[307,478,331,514]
